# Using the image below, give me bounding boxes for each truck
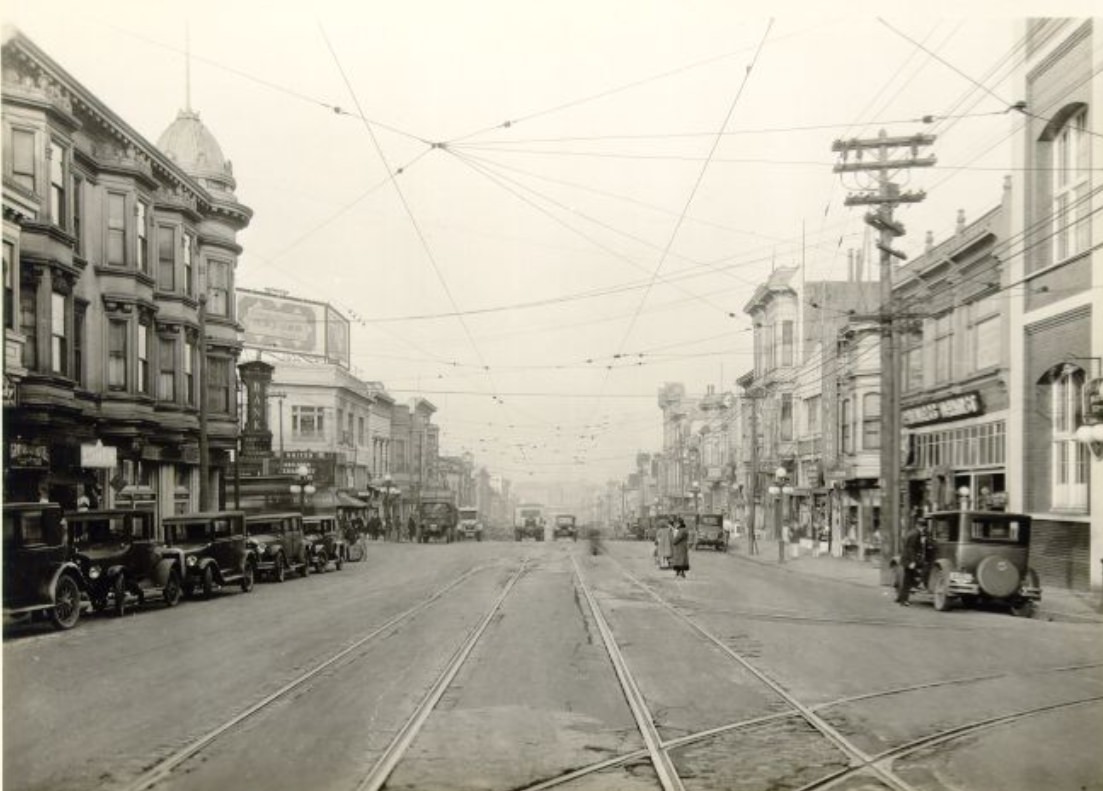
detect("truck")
[456,507,483,542]
[417,499,457,543]
[514,504,546,542]
[552,513,578,541]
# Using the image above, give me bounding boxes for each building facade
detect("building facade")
[3,30,250,517]
[1009,18,1101,592]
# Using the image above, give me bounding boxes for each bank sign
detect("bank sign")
[901,391,983,428]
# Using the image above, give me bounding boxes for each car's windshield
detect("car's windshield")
[555,516,575,526]
[699,515,722,528]
[459,509,478,520]
[420,503,452,521]
[70,515,134,546]
[247,519,284,536]
[167,521,210,544]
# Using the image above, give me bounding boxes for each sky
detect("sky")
[4,0,1088,487]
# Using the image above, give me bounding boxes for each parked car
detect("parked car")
[692,514,727,551]
[66,509,182,615]
[245,512,310,581]
[890,510,1042,616]
[162,511,257,598]
[302,514,347,572]
[3,502,85,630]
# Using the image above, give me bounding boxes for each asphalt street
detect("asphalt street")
[4,539,1102,791]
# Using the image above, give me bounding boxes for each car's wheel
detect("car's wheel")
[113,574,128,617]
[931,568,954,612]
[163,572,183,607]
[335,551,344,571]
[201,565,215,599]
[315,551,328,574]
[273,553,286,583]
[1010,600,1036,618]
[241,562,256,593]
[49,573,82,630]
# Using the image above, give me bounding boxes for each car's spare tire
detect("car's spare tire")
[977,555,1020,598]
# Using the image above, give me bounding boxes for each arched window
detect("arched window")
[1044,105,1091,263]
[1046,364,1088,510]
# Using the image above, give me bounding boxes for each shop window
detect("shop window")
[863,393,881,450]
[50,291,67,375]
[108,319,127,390]
[49,141,66,230]
[107,192,127,267]
[1049,366,1087,510]
[157,226,175,291]
[10,128,35,191]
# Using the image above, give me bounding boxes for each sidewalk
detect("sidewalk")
[726,537,1103,624]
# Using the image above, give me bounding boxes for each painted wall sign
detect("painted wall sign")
[901,391,984,428]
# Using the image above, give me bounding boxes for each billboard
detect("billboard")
[238,289,351,368]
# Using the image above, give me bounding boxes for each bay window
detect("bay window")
[50,291,67,375]
[863,393,881,450]
[137,202,149,274]
[158,335,176,402]
[157,226,175,291]
[107,193,127,267]
[49,141,66,230]
[108,319,127,390]
[137,322,150,394]
[207,259,230,316]
[10,128,35,191]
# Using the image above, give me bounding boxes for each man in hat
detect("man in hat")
[896,517,930,606]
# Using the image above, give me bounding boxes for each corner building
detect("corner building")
[2,30,251,515]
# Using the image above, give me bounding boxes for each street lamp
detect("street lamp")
[289,463,316,512]
[689,480,701,526]
[767,466,793,564]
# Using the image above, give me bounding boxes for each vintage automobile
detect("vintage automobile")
[162,511,257,597]
[890,510,1042,616]
[66,509,183,615]
[302,514,347,572]
[553,514,578,541]
[456,507,483,542]
[692,514,727,551]
[3,502,86,630]
[418,500,457,543]
[245,512,310,581]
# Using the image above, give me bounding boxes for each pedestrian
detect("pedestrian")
[896,518,929,606]
[406,515,417,543]
[655,518,673,569]
[670,517,690,578]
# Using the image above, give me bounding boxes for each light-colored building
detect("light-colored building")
[1008,18,1101,592]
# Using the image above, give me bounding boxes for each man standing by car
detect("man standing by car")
[896,518,929,606]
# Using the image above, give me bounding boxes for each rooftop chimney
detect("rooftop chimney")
[956,209,966,234]
[925,230,934,252]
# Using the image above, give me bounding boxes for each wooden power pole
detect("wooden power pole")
[831,130,935,566]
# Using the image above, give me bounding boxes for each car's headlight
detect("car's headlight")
[258,544,268,554]
[89,565,101,580]
[186,556,198,567]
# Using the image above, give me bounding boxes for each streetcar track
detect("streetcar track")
[570,553,685,791]
[354,558,530,791]
[121,562,496,791]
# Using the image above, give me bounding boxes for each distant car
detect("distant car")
[245,512,311,582]
[890,510,1042,616]
[692,514,727,551]
[162,511,257,598]
[66,509,183,615]
[302,514,347,572]
[3,502,86,630]
[553,514,578,541]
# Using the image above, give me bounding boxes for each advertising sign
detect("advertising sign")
[80,441,118,469]
[238,290,326,357]
[901,392,983,428]
[325,306,350,369]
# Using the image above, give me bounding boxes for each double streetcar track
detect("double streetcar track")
[25,541,1102,791]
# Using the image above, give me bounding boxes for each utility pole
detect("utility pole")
[747,391,760,555]
[832,129,935,567]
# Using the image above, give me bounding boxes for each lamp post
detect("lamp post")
[768,466,793,564]
[689,480,701,526]
[289,463,315,512]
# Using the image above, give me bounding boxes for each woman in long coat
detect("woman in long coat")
[655,519,673,569]
[670,518,690,578]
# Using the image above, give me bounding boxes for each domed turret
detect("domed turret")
[156,108,236,193]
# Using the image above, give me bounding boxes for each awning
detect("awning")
[336,490,369,508]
